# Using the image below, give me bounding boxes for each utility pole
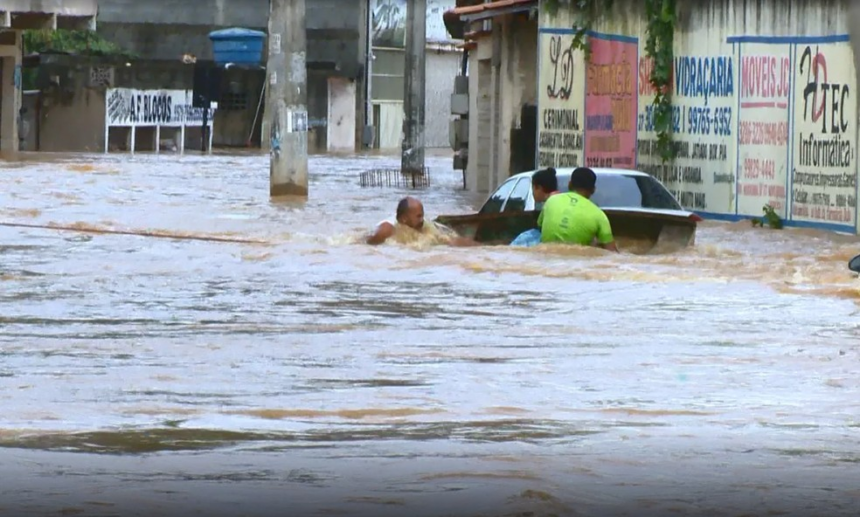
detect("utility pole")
[401,0,427,175]
[265,0,309,197]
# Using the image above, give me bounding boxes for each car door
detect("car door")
[479,177,519,214]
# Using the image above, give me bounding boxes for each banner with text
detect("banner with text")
[637,52,737,213]
[537,29,586,169]
[585,34,638,169]
[790,41,856,227]
[106,88,215,128]
[735,43,792,219]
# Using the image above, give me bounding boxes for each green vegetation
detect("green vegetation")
[540,0,677,164]
[542,0,615,58]
[22,29,135,58]
[751,204,784,229]
[643,0,676,164]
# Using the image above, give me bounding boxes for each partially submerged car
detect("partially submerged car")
[436,167,702,253]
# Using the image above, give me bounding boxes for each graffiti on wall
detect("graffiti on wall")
[372,0,406,47]
[585,34,638,169]
[537,31,585,168]
[371,0,456,48]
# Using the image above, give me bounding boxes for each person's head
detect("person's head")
[531,167,558,203]
[396,196,425,230]
[569,167,597,198]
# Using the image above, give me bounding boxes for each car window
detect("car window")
[479,177,518,214]
[590,175,644,207]
[635,175,683,209]
[503,178,532,212]
[588,174,682,210]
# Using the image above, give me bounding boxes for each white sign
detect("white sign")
[288,110,308,133]
[105,88,215,128]
[104,88,217,155]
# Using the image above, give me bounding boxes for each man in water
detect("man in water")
[511,167,559,247]
[366,196,475,246]
[538,167,618,252]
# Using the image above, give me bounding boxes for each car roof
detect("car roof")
[507,167,650,180]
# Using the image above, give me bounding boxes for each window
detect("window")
[588,174,682,210]
[503,178,531,212]
[480,178,518,214]
[371,48,405,102]
[590,175,643,207]
[635,176,683,209]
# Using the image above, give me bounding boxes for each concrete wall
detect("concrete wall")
[39,87,105,152]
[425,49,461,147]
[96,0,267,27]
[0,34,22,152]
[538,0,859,233]
[33,56,262,152]
[97,0,366,78]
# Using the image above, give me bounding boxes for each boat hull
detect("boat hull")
[435,209,697,253]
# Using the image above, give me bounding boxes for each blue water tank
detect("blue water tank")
[209,28,266,66]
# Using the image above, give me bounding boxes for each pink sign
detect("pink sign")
[584,35,638,169]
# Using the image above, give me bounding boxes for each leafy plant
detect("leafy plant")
[644,0,676,164]
[751,204,784,229]
[542,0,615,57]
[23,29,136,58]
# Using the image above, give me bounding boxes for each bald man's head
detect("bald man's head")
[396,196,425,230]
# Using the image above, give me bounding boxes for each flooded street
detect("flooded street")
[2,151,860,516]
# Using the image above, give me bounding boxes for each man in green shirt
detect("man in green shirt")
[537,167,618,252]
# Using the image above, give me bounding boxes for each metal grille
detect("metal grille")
[89,66,114,88]
[359,168,430,189]
[219,92,249,111]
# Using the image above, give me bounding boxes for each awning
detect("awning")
[453,0,537,20]
[444,0,537,40]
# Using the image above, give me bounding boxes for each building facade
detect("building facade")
[369,0,463,150]
[445,0,539,192]
[0,0,98,153]
[95,0,368,153]
[450,0,860,235]
[538,0,860,234]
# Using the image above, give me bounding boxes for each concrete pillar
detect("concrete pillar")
[0,31,21,153]
[401,0,427,175]
[265,0,309,197]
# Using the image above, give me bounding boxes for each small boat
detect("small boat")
[435,167,700,254]
[849,254,860,273]
[436,208,697,253]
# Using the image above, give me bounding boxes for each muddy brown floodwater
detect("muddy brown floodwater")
[1,151,860,517]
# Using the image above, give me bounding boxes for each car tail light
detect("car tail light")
[689,213,703,222]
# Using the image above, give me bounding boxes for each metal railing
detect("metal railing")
[359,167,431,189]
